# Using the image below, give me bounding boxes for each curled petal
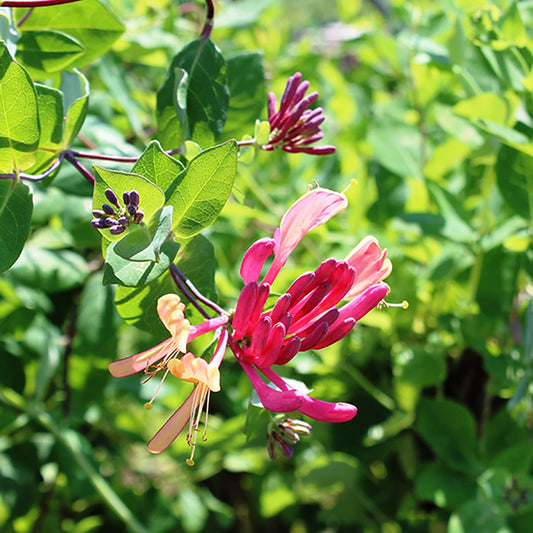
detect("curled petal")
[157,294,190,352]
[263,188,347,285]
[240,238,275,284]
[147,391,196,453]
[298,395,357,422]
[168,353,221,392]
[238,361,305,412]
[344,236,392,298]
[108,338,174,377]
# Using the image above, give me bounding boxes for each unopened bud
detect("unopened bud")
[91,218,107,229]
[110,224,125,235]
[92,209,107,218]
[102,203,115,215]
[127,204,137,217]
[123,191,130,206]
[104,217,117,227]
[118,216,130,227]
[133,211,144,224]
[129,190,140,207]
[272,432,294,458]
[104,188,120,207]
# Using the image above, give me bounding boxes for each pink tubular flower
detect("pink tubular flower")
[261,72,336,155]
[229,186,392,424]
[108,294,229,463]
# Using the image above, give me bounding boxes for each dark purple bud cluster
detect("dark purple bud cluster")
[91,188,144,234]
[263,72,336,156]
[503,476,530,512]
[267,416,312,460]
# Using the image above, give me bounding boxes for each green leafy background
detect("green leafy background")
[0,1,532,532]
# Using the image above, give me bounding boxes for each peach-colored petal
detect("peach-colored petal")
[147,391,196,453]
[168,353,221,392]
[344,236,392,299]
[157,294,190,352]
[108,338,174,377]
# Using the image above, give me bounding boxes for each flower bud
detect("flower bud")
[133,211,144,224]
[104,188,120,207]
[102,203,115,215]
[123,191,130,206]
[129,190,140,207]
[110,224,125,235]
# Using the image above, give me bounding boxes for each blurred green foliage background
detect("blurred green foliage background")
[1,0,532,532]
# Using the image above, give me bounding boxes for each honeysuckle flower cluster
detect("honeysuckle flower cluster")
[261,72,336,155]
[91,188,144,234]
[108,186,393,465]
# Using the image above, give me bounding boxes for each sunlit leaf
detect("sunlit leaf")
[0,42,40,173]
[16,30,85,73]
[165,140,237,237]
[0,180,33,273]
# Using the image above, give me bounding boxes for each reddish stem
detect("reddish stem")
[63,151,95,185]
[2,0,81,6]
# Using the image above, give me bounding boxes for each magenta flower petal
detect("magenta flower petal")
[238,361,305,412]
[344,236,392,298]
[337,283,390,323]
[298,395,357,423]
[263,188,348,285]
[240,237,275,284]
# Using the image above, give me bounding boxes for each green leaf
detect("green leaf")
[448,500,511,533]
[23,314,63,401]
[165,140,238,237]
[0,42,40,173]
[222,52,266,141]
[113,206,173,262]
[7,247,90,292]
[114,272,175,336]
[174,234,217,304]
[16,30,85,73]
[415,463,477,510]
[26,84,65,174]
[416,398,481,474]
[114,234,217,333]
[157,39,229,148]
[132,140,184,192]
[368,115,422,179]
[156,67,189,149]
[97,56,144,138]
[74,273,122,356]
[16,0,125,68]
[0,180,33,273]
[427,181,477,243]
[61,69,89,147]
[496,144,532,220]
[475,246,520,318]
[392,346,446,388]
[103,239,179,287]
[92,166,165,242]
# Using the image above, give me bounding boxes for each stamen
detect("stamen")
[379,300,409,310]
[342,178,358,194]
[144,368,170,410]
